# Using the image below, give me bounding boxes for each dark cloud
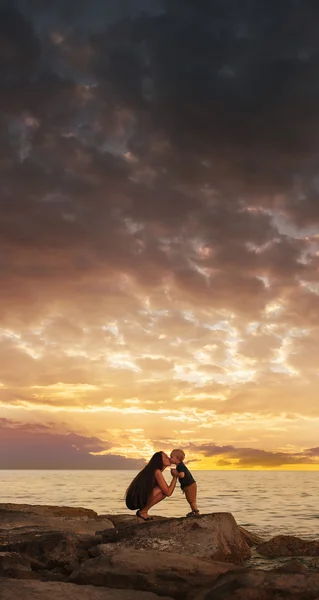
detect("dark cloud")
[189,442,236,456]
[1,1,318,318]
[93,0,319,189]
[189,441,318,468]
[0,5,40,83]
[305,447,319,457]
[0,418,145,469]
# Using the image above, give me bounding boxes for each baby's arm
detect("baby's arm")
[171,469,185,478]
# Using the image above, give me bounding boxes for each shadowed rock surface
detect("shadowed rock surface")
[0,530,101,575]
[0,552,35,579]
[0,577,174,600]
[70,548,240,599]
[188,568,319,600]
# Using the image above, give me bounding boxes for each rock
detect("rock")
[189,568,319,600]
[238,527,266,547]
[103,514,167,529]
[0,552,34,579]
[257,535,319,558]
[310,559,319,569]
[275,559,309,574]
[0,503,114,536]
[98,513,251,564]
[0,531,101,575]
[0,503,97,518]
[0,577,174,600]
[88,545,102,558]
[35,569,70,583]
[70,548,240,599]
[100,515,137,528]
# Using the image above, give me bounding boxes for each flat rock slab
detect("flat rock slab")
[70,548,240,599]
[0,504,114,535]
[0,504,97,518]
[99,513,251,564]
[189,568,319,600]
[257,535,319,558]
[0,577,173,600]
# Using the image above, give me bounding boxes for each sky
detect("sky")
[1,0,319,470]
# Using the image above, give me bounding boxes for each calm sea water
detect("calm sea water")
[1,470,319,540]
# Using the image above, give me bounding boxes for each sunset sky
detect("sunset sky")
[1,0,319,470]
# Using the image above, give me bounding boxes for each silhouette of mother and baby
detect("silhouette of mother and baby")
[125,449,199,521]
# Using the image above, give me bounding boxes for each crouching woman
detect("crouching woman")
[125,451,177,521]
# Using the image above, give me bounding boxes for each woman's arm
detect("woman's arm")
[155,470,178,497]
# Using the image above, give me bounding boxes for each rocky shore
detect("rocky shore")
[1,503,319,599]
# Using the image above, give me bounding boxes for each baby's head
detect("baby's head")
[170,448,185,465]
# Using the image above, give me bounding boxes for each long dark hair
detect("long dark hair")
[125,451,164,511]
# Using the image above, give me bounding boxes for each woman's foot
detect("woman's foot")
[136,510,154,521]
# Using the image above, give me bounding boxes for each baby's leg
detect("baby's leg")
[185,483,200,515]
[190,500,199,512]
[138,486,165,518]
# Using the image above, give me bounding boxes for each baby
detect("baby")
[170,449,200,517]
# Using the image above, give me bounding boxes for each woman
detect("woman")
[125,451,177,521]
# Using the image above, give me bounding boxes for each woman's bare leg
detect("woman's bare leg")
[138,487,165,518]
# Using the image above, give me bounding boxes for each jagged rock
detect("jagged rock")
[0,531,101,575]
[70,548,240,599]
[88,545,103,558]
[257,535,319,558]
[0,503,114,536]
[188,568,319,599]
[0,552,34,579]
[0,577,174,600]
[98,513,251,564]
[238,527,266,547]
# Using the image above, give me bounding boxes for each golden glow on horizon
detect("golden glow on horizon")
[188,458,319,471]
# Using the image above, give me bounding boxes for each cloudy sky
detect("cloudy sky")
[1,0,319,470]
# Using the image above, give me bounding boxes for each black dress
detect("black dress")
[125,488,148,510]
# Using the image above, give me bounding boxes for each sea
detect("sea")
[1,470,319,541]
